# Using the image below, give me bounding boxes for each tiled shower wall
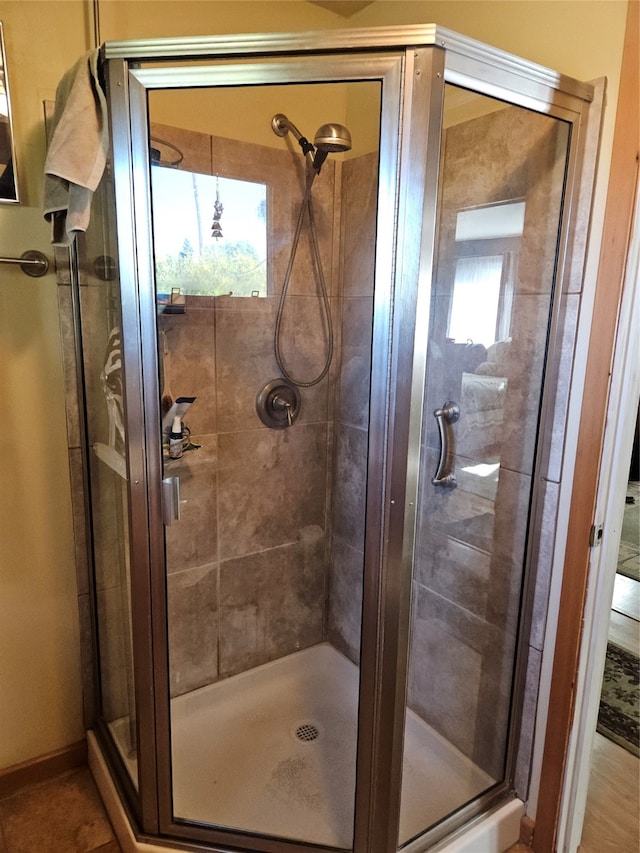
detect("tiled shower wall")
[153,127,340,696]
[327,151,378,663]
[155,129,380,697]
[58,122,379,725]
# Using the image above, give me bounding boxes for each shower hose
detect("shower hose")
[274,173,334,388]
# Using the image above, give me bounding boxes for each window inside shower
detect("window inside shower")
[151,167,267,298]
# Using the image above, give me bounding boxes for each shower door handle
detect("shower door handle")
[432,401,460,488]
[162,476,181,525]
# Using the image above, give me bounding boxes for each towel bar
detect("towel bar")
[0,250,49,277]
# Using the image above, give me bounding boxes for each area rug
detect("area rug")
[597,642,639,756]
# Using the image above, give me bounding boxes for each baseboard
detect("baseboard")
[520,815,535,847]
[88,731,169,853]
[0,739,87,799]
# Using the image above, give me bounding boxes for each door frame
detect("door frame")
[533,1,640,849]
[560,174,639,853]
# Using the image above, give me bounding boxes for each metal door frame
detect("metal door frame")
[100,24,594,853]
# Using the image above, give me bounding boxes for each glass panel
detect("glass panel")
[77,174,139,789]
[399,85,570,845]
[148,80,381,847]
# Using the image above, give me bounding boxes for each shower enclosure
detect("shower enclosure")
[70,24,595,853]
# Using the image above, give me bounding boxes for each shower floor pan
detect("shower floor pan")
[110,642,494,848]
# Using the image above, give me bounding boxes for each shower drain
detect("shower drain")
[294,722,321,743]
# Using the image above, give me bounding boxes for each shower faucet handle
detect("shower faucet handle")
[272,394,293,427]
[256,379,301,430]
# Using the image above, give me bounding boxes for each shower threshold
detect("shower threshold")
[109,643,494,848]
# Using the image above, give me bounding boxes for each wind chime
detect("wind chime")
[211,177,223,240]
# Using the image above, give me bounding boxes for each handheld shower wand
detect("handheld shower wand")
[271,113,352,173]
[270,112,353,388]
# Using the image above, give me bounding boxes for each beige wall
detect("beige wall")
[0,1,91,771]
[0,0,627,771]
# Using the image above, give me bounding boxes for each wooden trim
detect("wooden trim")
[533,2,640,850]
[0,739,87,800]
[520,815,535,847]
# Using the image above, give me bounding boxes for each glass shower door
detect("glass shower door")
[398,85,571,846]
[141,67,386,849]
[75,174,141,799]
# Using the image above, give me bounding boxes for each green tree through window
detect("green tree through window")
[152,166,267,297]
[156,240,266,297]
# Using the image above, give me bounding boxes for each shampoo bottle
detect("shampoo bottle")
[168,416,183,459]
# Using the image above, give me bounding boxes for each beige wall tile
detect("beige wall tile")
[168,563,219,697]
[217,423,328,560]
[341,151,378,298]
[327,539,363,665]
[218,535,325,677]
[331,424,368,553]
[159,307,217,436]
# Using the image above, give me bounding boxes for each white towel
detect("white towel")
[43,49,108,245]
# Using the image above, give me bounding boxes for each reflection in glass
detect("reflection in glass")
[449,200,526,347]
[77,173,139,792]
[0,22,18,202]
[448,255,503,347]
[399,85,570,845]
[455,200,525,242]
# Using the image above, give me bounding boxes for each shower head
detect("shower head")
[312,122,352,173]
[313,123,352,153]
[272,114,352,172]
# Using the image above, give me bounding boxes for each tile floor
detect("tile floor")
[0,767,121,853]
[0,761,530,853]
